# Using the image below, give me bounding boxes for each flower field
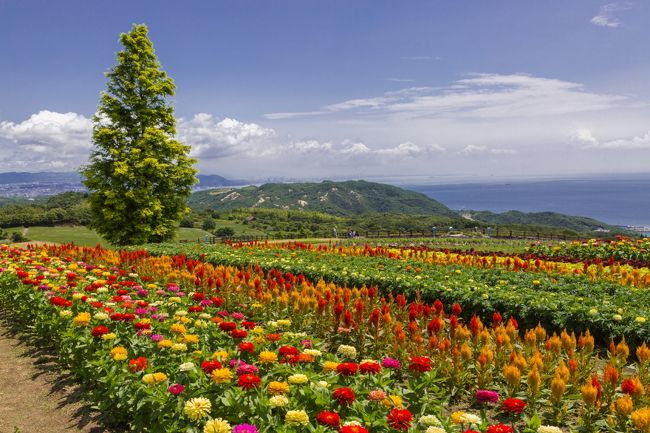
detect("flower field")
[134,241,650,348]
[1,242,650,432]
[528,238,650,267]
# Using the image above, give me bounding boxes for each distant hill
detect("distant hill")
[189,180,458,217]
[0,172,82,184]
[467,210,619,233]
[195,174,247,188]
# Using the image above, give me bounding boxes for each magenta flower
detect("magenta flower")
[167,384,185,395]
[232,312,245,320]
[475,389,499,404]
[236,363,259,376]
[382,357,401,369]
[233,424,259,433]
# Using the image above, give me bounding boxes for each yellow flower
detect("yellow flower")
[382,395,404,408]
[184,397,212,420]
[581,383,598,406]
[614,395,634,416]
[203,418,231,433]
[212,350,229,361]
[158,339,173,349]
[323,361,340,373]
[336,344,357,359]
[182,334,200,344]
[142,372,167,385]
[285,410,309,426]
[632,407,650,433]
[426,428,445,433]
[267,381,290,395]
[269,395,289,408]
[288,374,308,385]
[170,323,187,334]
[110,346,128,361]
[171,343,188,352]
[277,319,292,327]
[636,316,647,324]
[258,351,278,364]
[73,312,91,326]
[101,333,116,341]
[59,310,72,318]
[211,368,233,384]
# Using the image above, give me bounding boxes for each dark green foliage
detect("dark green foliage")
[201,218,216,230]
[179,216,195,228]
[82,24,197,245]
[0,192,91,228]
[469,210,621,233]
[10,231,27,242]
[214,227,235,237]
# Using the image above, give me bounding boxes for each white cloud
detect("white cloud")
[572,128,650,149]
[386,78,415,83]
[0,110,92,171]
[591,2,632,28]
[178,114,275,158]
[459,144,517,156]
[265,74,625,121]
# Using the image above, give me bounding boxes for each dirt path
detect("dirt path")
[0,319,107,433]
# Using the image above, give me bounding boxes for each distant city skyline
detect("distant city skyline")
[1,0,649,181]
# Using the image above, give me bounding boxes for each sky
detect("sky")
[1,0,649,182]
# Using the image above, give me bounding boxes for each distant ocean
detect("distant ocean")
[406,176,650,230]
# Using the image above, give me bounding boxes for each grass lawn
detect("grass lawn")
[4,226,214,247]
[213,219,267,236]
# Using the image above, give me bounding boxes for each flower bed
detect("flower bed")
[1,244,650,432]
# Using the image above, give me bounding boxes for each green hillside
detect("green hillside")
[188,180,458,217]
[468,210,619,233]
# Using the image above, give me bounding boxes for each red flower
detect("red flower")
[340,426,368,433]
[486,424,514,433]
[91,325,109,337]
[231,329,248,339]
[332,387,355,406]
[239,342,255,354]
[622,378,636,395]
[501,397,526,414]
[336,362,358,376]
[201,360,223,374]
[267,333,282,342]
[386,408,413,431]
[463,430,481,433]
[409,356,432,373]
[279,345,298,356]
[49,296,73,307]
[359,361,381,374]
[219,321,237,332]
[238,373,261,389]
[316,410,340,427]
[452,303,462,315]
[134,321,151,330]
[128,356,148,373]
[242,320,256,329]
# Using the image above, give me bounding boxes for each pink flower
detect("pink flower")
[167,384,185,395]
[475,389,499,404]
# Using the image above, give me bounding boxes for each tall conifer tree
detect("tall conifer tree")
[83,24,197,245]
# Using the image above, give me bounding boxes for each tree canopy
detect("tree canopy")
[83,24,197,245]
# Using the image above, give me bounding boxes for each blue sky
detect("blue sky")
[1,0,649,181]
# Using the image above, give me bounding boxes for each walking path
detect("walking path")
[0,321,107,433]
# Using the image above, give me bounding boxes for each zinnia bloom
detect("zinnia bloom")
[128,356,148,373]
[409,356,432,372]
[267,381,290,395]
[91,325,109,337]
[359,361,381,374]
[211,368,233,384]
[285,410,309,426]
[340,426,368,433]
[110,346,128,361]
[258,351,278,364]
[168,383,185,395]
[336,362,358,376]
[501,397,526,414]
[184,397,212,420]
[381,357,401,369]
[333,387,355,406]
[201,360,223,374]
[203,418,231,433]
[387,408,413,431]
[232,424,259,433]
[475,389,499,404]
[486,424,514,433]
[238,374,261,389]
[316,410,340,427]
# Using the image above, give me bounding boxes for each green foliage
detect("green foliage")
[10,231,27,242]
[214,227,235,237]
[469,210,623,234]
[0,192,91,228]
[82,24,197,245]
[179,216,195,228]
[201,218,216,230]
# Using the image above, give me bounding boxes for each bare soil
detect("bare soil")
[0,318,109,433]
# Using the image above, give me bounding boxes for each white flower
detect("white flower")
[179,362,195,371]
[336,344,357,359]
[425,427,445,433]
[419,415,442,426]
[538,426,563,433]
[94,312,109,321]
[461,413,481,424]
[269,395,289,407]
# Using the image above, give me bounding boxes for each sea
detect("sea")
[405,175,650,234]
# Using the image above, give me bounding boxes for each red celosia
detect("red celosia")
[316,410,340,427]
[238,373,261,389]
[332,387,355,406]
[409,356,432,373]
[336,362,358,376]
[386,408,413,431]
[622,378,636,394]
[501,397,526,414]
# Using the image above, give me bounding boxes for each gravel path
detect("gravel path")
[0,319,107,433]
